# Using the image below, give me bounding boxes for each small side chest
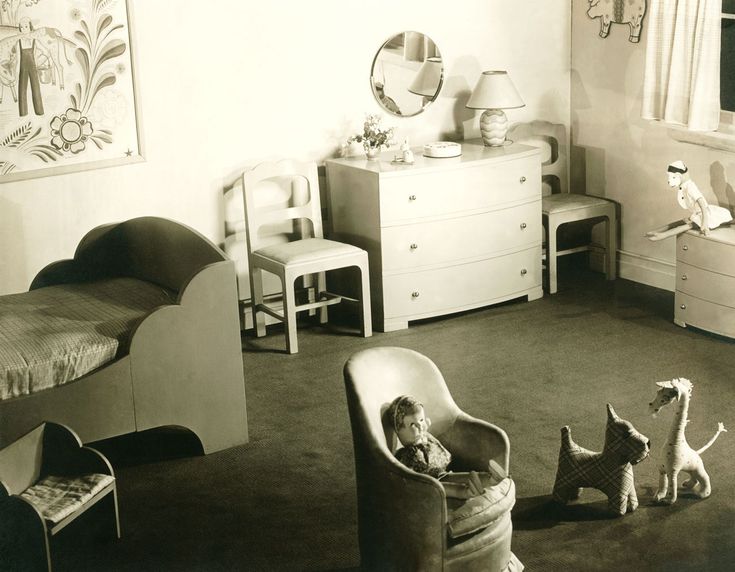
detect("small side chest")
[675,227,735,339]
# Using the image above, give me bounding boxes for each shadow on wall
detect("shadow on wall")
[710,161,735,215]
[441,55,481,141]
[0,196,26,294]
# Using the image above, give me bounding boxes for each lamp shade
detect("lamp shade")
[466,70,525,110]
[408,57,443,97]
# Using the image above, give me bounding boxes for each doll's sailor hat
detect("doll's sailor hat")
[667,160,688,174]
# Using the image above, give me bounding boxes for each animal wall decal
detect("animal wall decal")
[587,0,647,43]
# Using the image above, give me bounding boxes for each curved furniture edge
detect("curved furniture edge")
[130,260,248,454]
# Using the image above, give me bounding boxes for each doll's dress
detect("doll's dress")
[395,433,452,478]
[677,179,733,229]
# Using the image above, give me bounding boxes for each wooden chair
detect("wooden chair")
[0,422,120,572]
[240,159,372,354]
[343,347,522,572]
[509,121,617,293]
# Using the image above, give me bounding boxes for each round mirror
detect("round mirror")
[370,31,444,117]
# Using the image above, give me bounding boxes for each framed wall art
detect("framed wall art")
[0,0,143,183]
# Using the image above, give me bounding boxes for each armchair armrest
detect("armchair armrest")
[30,259,88,290]
[359,454,448,570]
[439,412,510,475]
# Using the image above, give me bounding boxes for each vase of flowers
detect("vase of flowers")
[347,114,395,160]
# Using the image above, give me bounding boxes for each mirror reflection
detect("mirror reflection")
[370,31,444,117]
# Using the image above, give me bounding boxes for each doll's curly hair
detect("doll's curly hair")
[388,395,423,431]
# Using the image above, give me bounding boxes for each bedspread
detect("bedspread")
[0,278,176,400]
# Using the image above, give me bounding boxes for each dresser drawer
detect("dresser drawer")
[676,262,735,308]
[677,233,735,276]
[379,157,540,224]
[383,246,541,319]
[381,200,541,272]
[675,292,735,338]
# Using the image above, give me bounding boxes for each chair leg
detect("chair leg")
[112,488,121,540]
[283,272,299,354]
[358,260,372,338]
[249,267,267,337]
[317,271,328,325]
[605,211,617,281]
[548,220,559,294]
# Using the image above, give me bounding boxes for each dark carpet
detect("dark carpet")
[53,264,735,571]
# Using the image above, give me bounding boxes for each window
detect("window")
[723,1,735,113]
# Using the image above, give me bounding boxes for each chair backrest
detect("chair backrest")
[508,120,568,196]
[240,160,324,256]
[344,347,462,458]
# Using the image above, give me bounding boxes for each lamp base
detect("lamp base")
[479,109,509,146]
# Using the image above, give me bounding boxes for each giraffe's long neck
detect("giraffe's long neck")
[669,393,689,443]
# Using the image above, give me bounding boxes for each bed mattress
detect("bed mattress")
[0,277,176,400]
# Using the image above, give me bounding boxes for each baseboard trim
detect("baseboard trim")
[617,250,675,292]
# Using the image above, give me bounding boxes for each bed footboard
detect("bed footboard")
[129,260,248,453]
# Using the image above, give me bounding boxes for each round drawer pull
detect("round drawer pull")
[411,291,420,299]
[409,194,417,201]
[681,274,687,281]
[682,245,689,251]
[520,268,528,276]
[680,304,687,310]
[410,243,418,251]
[520,222,527,230]
[520,176,527,184]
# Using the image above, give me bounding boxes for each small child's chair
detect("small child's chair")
[343,346,523,572]
[0,422,120,571]
[509,121,617,293]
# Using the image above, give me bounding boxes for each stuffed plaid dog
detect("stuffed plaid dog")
[552,404,650,516]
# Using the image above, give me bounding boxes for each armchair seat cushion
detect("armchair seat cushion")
[20,473,114,525]
[446,477,516,539]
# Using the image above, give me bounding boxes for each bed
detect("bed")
[0,216,248,454]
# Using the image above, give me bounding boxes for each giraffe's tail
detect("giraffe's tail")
[696,422,727,455]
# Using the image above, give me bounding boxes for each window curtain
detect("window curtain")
[642,0,722,131]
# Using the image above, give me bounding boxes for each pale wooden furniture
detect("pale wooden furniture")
[240,160,372,354]
[0,217,249,454]
[509,121,617,294]
[326,141,542,332]
[343,346,522,572]
[674,226,735,339]
[0,422,119,572]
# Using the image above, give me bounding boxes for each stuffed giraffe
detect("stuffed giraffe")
[648,378,727,504]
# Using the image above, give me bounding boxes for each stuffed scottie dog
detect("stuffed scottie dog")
[552,404,650,516]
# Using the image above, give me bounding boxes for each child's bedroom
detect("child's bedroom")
[0,0,733,570]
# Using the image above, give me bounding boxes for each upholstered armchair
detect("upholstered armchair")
[343,346,522,572]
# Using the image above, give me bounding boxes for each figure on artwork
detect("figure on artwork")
[646,161,733,241]
[11,16,49,116]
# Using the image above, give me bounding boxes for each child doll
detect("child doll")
[646,161,732,241]
[389,395,505,499]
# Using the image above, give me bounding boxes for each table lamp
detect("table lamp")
[466,70,525,146]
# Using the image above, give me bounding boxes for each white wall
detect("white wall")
[0,0,570,295]
[571,1,735,290]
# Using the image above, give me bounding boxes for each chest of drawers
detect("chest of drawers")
[674,227,735,339]
[326,141,542,331]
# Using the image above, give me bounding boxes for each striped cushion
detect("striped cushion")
[20,473,114,525]
[0,278,176,400]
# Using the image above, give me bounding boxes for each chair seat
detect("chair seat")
[20,473,115,525]
[254,237,364,265]
[542,193,612,214]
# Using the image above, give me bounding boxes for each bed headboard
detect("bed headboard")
[31,217,228,293]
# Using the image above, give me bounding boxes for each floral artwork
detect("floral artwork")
[0,0,141,182]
